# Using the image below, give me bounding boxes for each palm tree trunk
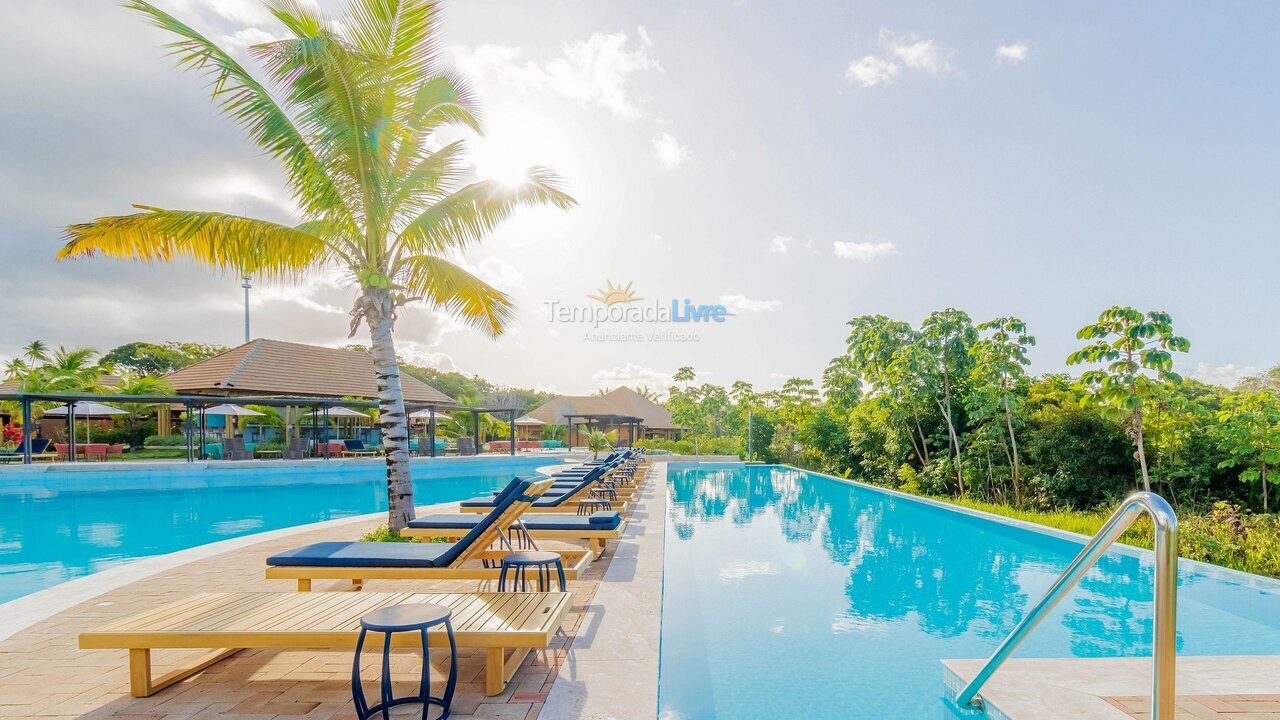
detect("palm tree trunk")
[361,286,415,531]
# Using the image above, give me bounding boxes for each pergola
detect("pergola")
[562,413,644,449]
[0,392,524,464]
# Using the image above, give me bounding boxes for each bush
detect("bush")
[359,526,420,543]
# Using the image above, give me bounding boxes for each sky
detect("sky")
[2,1,1278,395]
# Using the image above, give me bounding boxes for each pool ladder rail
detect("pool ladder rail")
[954,491,1178,720]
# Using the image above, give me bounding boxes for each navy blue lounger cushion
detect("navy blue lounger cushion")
[272,477,539,569]
[267,541,453,568]
[461,466,603,508]
[407,511,622,532]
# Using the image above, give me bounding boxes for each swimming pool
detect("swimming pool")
[659,464,1280,720]
[0,456,555,605]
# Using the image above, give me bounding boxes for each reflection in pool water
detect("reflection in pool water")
[658,464,1280,720]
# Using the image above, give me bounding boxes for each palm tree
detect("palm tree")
[586,429,616,460]
[57,0,576,530]
[114,374,176,450]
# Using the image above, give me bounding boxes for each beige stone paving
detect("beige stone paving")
[0,464,656,720]
[1108,695,1280,719]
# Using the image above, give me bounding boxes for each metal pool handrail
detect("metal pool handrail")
[955,491,1178,719]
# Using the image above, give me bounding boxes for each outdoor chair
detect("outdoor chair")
[220,437,251,461]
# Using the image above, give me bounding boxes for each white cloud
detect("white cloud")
[769,235,794,254]
[451,27,661,120]
[591,363,674,391]
[995,41,1030,65]
[846,30,955,87]
[833,238,898,262]
[886,33,953,75]
[652,132,691,169]
[719,294,780,313]
[1191,362,1258,388]
[846,56,900,87]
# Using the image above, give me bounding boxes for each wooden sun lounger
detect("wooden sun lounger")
[402,518,629,559]
[265,546,594,590]
[79,591,570,697]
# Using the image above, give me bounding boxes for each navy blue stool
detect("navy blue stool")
[353,603,457,720]
[498,550,566,592]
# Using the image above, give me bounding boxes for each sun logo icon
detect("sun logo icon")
[589,280,642,305]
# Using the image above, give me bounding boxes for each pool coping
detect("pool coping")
[541,460,666,719]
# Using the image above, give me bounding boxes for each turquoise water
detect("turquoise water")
[659,464,1280,720]
[0,456,552,604]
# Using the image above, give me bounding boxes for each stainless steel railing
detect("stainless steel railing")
[955,491,1178,719]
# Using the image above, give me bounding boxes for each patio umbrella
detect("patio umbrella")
[201,404,265,417]
[43,401,129,417]
[409,409,451,422]
[302,407,369,419]
[201,404,265,440]
[513,416,544,425]
[44,401,129,442]
[302,406,370,443]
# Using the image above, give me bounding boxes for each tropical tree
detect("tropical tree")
[102,341,227,375]
[586,429,616,459]
[113,374,176,449]
[1067,307,1190,492]
[56,0,576,530]
[968,317,1035,506]
[673,366,697,391]
[1215,390,1280,511]
[845,315,931,467]
[911,309,977,494]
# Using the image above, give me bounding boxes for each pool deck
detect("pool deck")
[943,656,1280,720]
[0,461,668,719]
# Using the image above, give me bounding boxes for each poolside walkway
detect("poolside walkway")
[944,656,1280,720]
[0,463,665,719]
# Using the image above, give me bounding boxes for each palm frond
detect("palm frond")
[124,0,350,222]
[344,0,440,89]
[254,29,388,251]
[396,166,577,253]
[389,139,468,217]
[394,254,515,337]
[60,207,327,279]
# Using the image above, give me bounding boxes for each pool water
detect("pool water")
[659,464,1280,720]
[0,456,553,604]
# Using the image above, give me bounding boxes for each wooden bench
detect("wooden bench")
[79,591,570,698]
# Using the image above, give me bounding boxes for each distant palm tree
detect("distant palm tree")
[2,343,107,422]
[57,0,576,529]
[114,374,176,449]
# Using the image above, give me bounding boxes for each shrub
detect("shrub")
[359,526,420,543]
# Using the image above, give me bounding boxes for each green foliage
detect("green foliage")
[1067,306,1190,491]
[101,341,227,375]
[942,497,1280,578]
[585,429,616,458]
[1215,390,1280,511]
[359,526,421,543]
